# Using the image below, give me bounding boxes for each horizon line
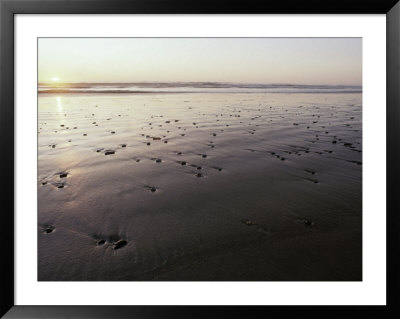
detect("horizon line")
[38,81,362,87]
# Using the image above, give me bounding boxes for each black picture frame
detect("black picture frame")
[1,0,399,318]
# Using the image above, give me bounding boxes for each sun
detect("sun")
[51,77,59,82]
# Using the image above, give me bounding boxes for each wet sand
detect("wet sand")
[38,92,362,281]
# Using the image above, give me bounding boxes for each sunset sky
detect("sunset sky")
[38,38,362,85]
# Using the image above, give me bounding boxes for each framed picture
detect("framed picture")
[1,0,399,318]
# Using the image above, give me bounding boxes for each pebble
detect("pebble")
[113,239,127,250]
[44,227,54,234]
[242,219,255,226]
[303,219,313,226]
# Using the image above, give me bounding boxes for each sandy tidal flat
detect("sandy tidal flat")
[38,92,362,281]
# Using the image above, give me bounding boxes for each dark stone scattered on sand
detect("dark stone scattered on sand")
[303,219,314,226]
[344,142,352,147]
[111,131,115,134]
[57,184,64,189]
[42,181,47,185]
[212,133,217,136]
[59,173,68,178]
[121,144,127,147]
[83,133,87,136]
[242,219,256,226]
[97,239,105,245]
[113,239,127,250]
[51,144,56,148]
[181,161,187,165]
[197,166,202,170]
[202,154,207,158]
[156,159,162,163]
[44,227,54,234]
[177,152,182,155]
[332,140,337,144]
[152,137,161,140]
[196,173,203,178]
[147,142,151,146]
[105,150,115,155]
[150,187,157,192]
[164,141,168,143]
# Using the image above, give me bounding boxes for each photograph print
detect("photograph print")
[38,38,362,281]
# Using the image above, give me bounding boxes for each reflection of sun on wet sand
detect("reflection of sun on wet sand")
[38,91,362,281]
